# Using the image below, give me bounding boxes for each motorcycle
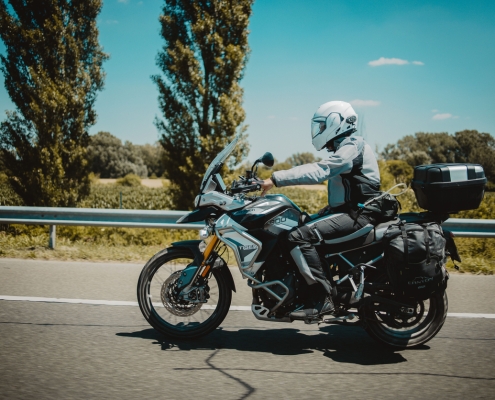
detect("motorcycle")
[137,133,462,348]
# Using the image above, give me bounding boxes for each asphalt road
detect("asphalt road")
[1,258,495,399]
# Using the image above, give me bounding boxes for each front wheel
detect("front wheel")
[137,247,232,340]
[361,291,448,348]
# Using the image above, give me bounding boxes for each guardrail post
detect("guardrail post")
[49,225,56,249]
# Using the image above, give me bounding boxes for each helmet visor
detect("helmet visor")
[311,119,326,138]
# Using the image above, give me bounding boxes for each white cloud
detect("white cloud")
[368,57,409,67]
[349,99,381,107]
[431,109,439,113]
[368,57,424,67]
[118,0,129,3]
[432,113,458,120]
[266,115,276,119]
[106,20,119,24]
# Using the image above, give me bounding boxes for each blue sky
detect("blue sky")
[1,0,494,162]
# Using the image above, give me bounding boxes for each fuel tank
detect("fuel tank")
[230,194,301,232]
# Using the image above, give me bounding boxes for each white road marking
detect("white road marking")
[0,295,251,311]
[0,295,494,318]
[446,313,495,319]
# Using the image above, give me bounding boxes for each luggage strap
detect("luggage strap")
[424,225,431,263]
[399,222,432,268]
[400,222,409,268]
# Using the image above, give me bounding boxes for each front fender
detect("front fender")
[171,240,204,266]
[213,257,237,293]
[171,240,236,293]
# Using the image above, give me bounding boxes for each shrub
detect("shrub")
[0,173,23,206]
[116,174,142,187]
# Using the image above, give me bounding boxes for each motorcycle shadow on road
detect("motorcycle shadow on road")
[117,323,419,366]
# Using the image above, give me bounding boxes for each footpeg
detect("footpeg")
[322,313,357,324]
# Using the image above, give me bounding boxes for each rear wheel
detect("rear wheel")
[362,290,448,348]
[137,247,232,340]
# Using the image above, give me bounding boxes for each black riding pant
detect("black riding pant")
[285,212,375,297]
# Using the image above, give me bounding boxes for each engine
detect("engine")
[254,250,308,315]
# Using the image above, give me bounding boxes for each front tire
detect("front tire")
[137,247,232,340]
[362,291,448,348]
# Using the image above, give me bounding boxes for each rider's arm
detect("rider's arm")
[271,136,364,188]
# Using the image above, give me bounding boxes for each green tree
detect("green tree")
[135,143,165,177]
[154,0,253,209]
[382,130,495,184]
[382,132,459,166]
[0,0,107,206]
[385,160,414,185]
[87,132,148,178]
[286,152,321,167]
[454,130,495,182]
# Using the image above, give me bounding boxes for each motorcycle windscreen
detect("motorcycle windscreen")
[200,132,242,190]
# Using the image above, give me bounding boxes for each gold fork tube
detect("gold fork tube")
[200,235,219,277]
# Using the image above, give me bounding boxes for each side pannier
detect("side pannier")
[383,221,448,300]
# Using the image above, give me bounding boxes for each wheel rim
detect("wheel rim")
[147,255,221,331]
[371,297,437,340]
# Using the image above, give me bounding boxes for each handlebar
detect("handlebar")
[230,176,263,194]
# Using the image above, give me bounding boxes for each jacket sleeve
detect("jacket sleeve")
[271,137,363,187]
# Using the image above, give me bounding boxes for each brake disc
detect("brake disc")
[394,301,425,328]
[161,271,203,317]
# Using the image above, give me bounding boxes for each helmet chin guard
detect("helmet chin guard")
[311,101,358,151]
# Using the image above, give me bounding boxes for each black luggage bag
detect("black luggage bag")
[383,221,448,300]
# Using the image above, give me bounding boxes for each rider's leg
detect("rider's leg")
[287,212,374,319]
[285,224,334,319]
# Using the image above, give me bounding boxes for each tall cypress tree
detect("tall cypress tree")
[154,0,252,209]
[0,0,107,206]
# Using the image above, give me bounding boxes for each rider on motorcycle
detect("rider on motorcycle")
[260,100,381,320]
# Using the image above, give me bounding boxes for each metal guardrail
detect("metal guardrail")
[442,219,495,238]
[0,206,201,249]
[0,206,200,229]
[1,206,494,249]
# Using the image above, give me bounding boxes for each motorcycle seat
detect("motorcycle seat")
[312,218,401,254]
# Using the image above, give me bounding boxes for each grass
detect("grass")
[1,178,495,274]
[0,225,199,262]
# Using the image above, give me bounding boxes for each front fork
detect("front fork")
[199,235,220,277]
[178,235,220,295]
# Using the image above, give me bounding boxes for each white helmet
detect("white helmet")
[311,101,358,151]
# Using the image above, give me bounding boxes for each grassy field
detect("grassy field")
[1,177,494,274]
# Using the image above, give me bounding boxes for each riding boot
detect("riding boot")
[290,283,335,320]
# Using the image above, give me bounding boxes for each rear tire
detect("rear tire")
[362,290,448,348]
[137,247,232,340]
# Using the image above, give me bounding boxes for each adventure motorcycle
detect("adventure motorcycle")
[137,134,469,348]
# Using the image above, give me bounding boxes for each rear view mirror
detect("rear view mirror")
[260,152,274,167]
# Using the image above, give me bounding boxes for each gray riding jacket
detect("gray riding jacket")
[271,136,380,209]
